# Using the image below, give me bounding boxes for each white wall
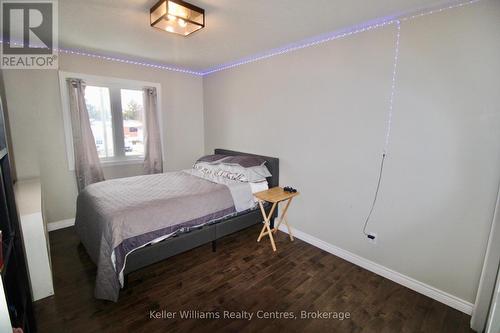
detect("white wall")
[2,71,41,180]
[3,53,204,222]
[203,0,500,304]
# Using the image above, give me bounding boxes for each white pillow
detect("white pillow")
[249,180,269,202]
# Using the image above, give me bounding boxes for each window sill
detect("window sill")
[100,158,144,167]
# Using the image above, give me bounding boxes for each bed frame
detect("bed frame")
[122,149,279,287]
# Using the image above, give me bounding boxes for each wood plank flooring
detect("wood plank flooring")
[34,225,473,333]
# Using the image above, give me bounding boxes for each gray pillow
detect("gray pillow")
[219,155,267,168]
[196,154,228,164]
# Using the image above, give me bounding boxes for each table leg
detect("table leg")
[257,201,269,241]
[264,220,276,251]
[257,201,277,251]
[283,215,294,241]
[273,197,294,241]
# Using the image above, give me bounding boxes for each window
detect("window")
[85,86,114,158]
[120,89,145,157]
[84,86,145,161]
[59,72,162,170]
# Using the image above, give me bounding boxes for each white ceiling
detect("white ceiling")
[59,0,450,71]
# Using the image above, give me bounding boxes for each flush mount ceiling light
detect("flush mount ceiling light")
[150,0,205,36]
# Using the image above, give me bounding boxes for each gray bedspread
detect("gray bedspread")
[75,171,252,302]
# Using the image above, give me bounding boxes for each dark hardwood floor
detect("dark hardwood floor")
[35,225,473,333]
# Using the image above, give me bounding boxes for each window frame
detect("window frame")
[58,71,163,171]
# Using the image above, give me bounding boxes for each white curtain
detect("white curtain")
[67,79,105,191]
[143,87,163,174]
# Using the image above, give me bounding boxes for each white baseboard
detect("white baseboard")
[47,218,75,232]
[278,225,474,315]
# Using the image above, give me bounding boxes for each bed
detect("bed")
[75,149,279,302]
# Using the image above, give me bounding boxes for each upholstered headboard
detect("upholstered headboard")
[214,149,279,188]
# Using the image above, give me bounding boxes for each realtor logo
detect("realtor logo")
[1,0,58,69]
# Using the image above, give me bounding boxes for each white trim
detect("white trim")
[277,225,474,315]
[100,157,144,167]
[471,183,500,331]
[19,212,55,300]
[57,71,164,171]
[47,218,75,232]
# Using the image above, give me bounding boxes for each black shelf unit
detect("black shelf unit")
[0,97,36,331]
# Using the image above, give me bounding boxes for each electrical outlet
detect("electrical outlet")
[367,232,377,245]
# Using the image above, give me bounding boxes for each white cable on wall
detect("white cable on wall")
[362,20,401,236]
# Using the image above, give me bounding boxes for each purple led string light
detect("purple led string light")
[56,48,203,75]
[0,0,481,76]
[400,0,481,22]
[0,40,203,76]
[202,0,481,76]
[383,20,401,155]
[361,20,402,236]
[201,18,398,75]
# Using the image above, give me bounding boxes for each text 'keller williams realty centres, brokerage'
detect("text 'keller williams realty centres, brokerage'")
[149,309,352,321]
